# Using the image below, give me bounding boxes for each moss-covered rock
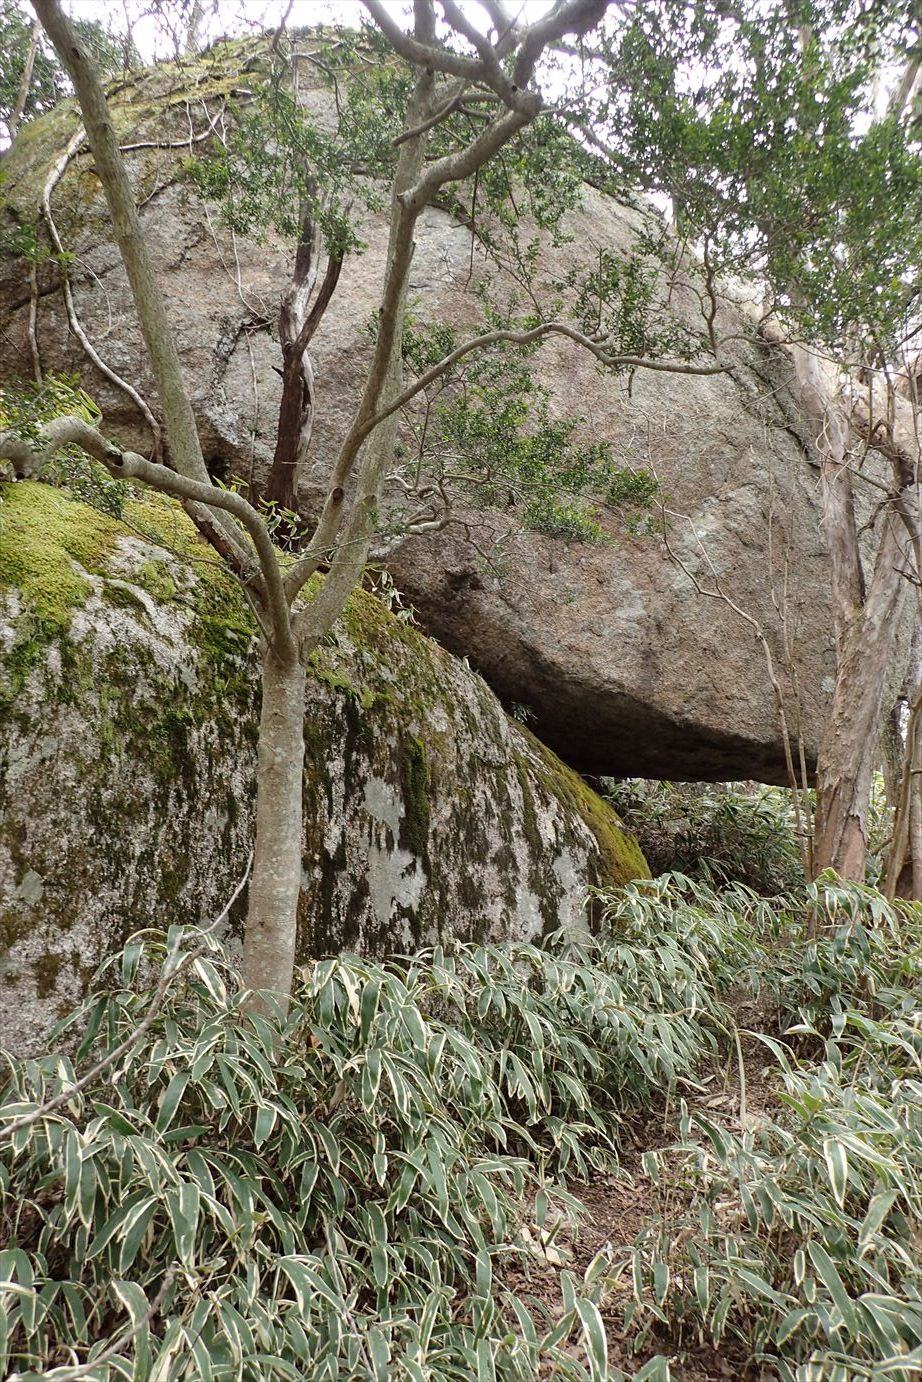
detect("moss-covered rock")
[0,481,647,1054]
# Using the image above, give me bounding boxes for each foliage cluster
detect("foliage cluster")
[601,0,922,354]
[0,0,128,141]
[185,35,402,257]
[0,903,731,1380]
[618,875,922,1381]
[6,854,922,1379]
[399,319,661,543]
[604,779,805,895]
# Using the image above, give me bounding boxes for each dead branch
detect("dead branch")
[40,127,163,454]
[661,504,813,873]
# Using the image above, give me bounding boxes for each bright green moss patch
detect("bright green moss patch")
[135,559,178,605]
[518,725,650,887]
[0,480,121,631]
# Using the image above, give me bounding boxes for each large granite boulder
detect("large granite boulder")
[0,481,646,1055]
[0,46,857,782]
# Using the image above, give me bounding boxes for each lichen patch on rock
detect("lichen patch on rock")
[0,482,647,1054]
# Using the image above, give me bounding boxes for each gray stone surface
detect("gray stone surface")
[0,481,645,1055]
[0,64,884,783]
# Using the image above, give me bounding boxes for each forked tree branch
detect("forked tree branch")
[32,0,251,572]
[0,419,296,661]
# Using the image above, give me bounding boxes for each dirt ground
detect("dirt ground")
[502,1022,785,1380]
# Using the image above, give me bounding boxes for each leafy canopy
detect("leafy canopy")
[592,0,922,353]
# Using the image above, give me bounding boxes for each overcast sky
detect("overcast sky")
[61,0,564,63]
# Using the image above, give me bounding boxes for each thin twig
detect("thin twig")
[661,505,811,875]
[24,1269,177,1382]
[40,128,163,455]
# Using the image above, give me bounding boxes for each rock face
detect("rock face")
[0,50,861,782]
[0,481,647,1055]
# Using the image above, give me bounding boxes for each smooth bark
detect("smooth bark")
[241,654,307,1012]
[793,344,914,882]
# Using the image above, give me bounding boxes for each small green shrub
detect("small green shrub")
[605,468,660,509]
[522,496,604,542]
[397,318,660,546]
[605,780,805,896]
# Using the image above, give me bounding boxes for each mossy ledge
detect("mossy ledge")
[516,724,651,887]
[0,480,648,1055]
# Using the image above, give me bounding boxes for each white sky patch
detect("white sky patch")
[62,0,567,63]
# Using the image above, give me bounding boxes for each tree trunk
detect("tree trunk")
[241,651,306,1012]
[263,196,343,516]
[265,351,313,513]
[885,674,922,899]
[813,519,908,879]
[7,18,39,143]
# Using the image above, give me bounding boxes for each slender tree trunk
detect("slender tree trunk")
[8,18,39,143]
[266,351,314,513]
[241,651,306,1011]
[885,674,922,899]
[792,343,914,883]
[264,196,343,515]
[265,201,317,513]
[813,518,908,879]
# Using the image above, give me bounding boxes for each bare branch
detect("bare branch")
[513,0,610,87]
[394,79,468,146]
[292,243,345,359]
[362,321,728,438]
[661,505,812,871]
[362,0,490,84]
[410,101,538,204]
[41,126,163,456]
[32,0,250,570]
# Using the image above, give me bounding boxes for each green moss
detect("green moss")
[399,737,431,862]
[0,480,121,631]
[0,102,82,218]
[0,482,125,717]
[135,559,178,604]
[308,655,381,711]
[514,752,542,860]
[103,579,150,616]
[33,953,63,1000]
[517,725,650,888]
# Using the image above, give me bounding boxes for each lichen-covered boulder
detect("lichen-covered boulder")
[0,481,647,1054]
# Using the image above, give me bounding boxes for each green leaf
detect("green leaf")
[156,1070,191,1134]
[822,1137,849,1208]
[575,1298,608,1382]
[807,1242,857,1332]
